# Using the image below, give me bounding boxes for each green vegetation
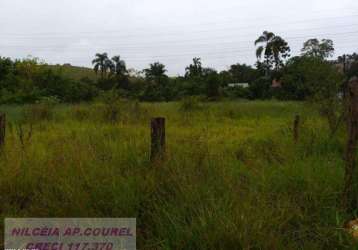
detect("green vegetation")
[0,33,356,104]
[255,31,291,72]
[0,30,357,249]
[0,101,356,249]
[47,64,98,81]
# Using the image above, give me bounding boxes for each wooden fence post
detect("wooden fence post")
[293,115,300,143]
[0,113,5,147]
[151,117,166,162]
[343,76,358,212]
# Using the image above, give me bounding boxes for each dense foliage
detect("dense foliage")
[0,57,98,104]
[0,34,356,104]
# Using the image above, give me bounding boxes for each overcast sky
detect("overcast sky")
[0,0,357,75]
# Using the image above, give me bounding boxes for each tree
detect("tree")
[182,58,207,96]
[248,77,272,100]
[92,53,111,79]
[301,39,334,59]
[111,56,127,77]
[104,58,114,77]
[141,62,169,101]
[281,56,344,131]
[143,62,167,82]
[185,57,203,78]
[205,70,220,100]
[109,55,129,90]
[255,31,290,73]
[228,63,259,83]
[338,53,358,78]
[347,54,358,78]
[0,57,13,82]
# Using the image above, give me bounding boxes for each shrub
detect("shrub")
[248,77,272,99]
[223,86,250,99]
[97,90,123,123]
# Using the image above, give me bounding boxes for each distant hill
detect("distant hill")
[46,64,98,81]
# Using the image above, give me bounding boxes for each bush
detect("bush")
[223,86,250,99]
[0,89,43,104]
[248,77,272,99]
[97,90,123,123]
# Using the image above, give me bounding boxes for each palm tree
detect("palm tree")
[111,55,127,76]
[104,58,114,77]
[185,57,203,78]
[144,62,167,82]
[255,31,290,73]
[92,53,109,79]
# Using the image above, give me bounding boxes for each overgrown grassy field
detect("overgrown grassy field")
[0,101,356,249]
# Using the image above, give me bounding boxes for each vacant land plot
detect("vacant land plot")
[0,101,355,249]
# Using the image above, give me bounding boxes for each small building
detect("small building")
[227,83,249,88]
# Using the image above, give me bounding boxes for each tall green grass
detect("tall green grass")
[0,101,355,249]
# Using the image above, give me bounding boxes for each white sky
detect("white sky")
[0,0,357,75]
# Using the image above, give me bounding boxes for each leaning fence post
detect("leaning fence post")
[151,117,166,162]
[343,76,358,212]
[293,115,300,143]
[0,113,5,147]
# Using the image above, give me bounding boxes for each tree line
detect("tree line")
[0,31,357,104]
